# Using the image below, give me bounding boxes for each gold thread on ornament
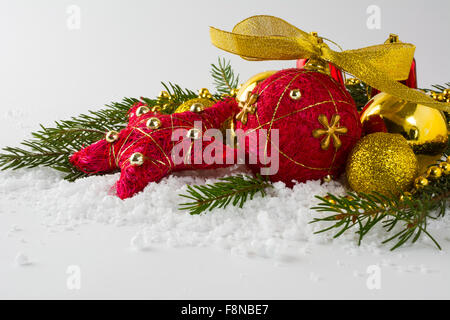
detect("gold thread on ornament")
[289,89,302,100]
[236,91,259,125]
[105,130,119,143]
[136,106,150,117]
[146,117,161,130]
[312,114,348,150]
[129,152,145,166]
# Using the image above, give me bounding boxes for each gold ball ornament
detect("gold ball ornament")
[174,98,215,114]
[346,132,419,196]
[360,92,448,156]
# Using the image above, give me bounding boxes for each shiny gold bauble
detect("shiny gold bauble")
[236,70,277,105]
[360,92,448,156]
[346,132,419,196]
[129,152,145,166]
[174,98,215,114]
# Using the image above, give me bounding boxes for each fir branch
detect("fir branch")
[310,167,450,250]
[179,174,272,215]
[211,57,240,95]
[0,97,141,180]
[156,82,198,114]
[345,80,370,111]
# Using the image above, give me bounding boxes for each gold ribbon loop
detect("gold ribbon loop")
[210,15,450,112]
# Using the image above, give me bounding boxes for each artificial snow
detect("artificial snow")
[1,165,449,263]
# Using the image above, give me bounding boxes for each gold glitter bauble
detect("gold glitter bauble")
[346,132,418,196]
[174,98,215,114]
[236,70,277,106]
[360,92,448,156]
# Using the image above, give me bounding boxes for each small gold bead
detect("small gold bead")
[229,88,238,97]
[345,78,360,86]
[151,105,162,113]
[324,195,336,205]
[399,192,412,202]
[146,117,161,130]
[105,130,119,143]
[322,174,333,182]
[186,128,201,140]
[158,91,170,100]
[414,176,429,189]
[129,152,145,166]
[426,166,442,179]
[439,161,450,175]
[198,88,210,96]
[289,89,302,100]
[430,91,438,100]
[345,195,355,201]
[442,88,450,97]
[136,106,150,117]
[190,102,205,113]
[436,93,446,102]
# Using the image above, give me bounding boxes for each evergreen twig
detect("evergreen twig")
[179,174,272,215]
[211,57,240,95]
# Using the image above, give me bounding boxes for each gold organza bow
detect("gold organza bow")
[210,15,450,112]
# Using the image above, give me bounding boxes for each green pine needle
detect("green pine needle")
[211,57,240,95]
[179,174,273,215]
[310,170,450,251]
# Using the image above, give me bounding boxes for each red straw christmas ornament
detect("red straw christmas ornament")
[70,99,239,199]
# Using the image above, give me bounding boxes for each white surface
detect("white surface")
[1,0,450,299]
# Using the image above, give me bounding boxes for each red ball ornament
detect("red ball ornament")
[236,68,362,186]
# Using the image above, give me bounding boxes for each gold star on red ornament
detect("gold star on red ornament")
[236,91,258,125]
[312,114,348,150]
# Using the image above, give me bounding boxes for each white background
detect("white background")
[0,0,449,299]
